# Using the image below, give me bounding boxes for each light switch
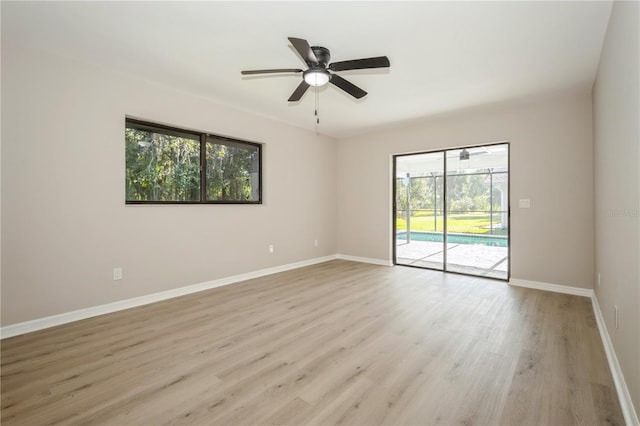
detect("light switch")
[519,199,531,208]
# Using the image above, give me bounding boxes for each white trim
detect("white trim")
[591,295,639,426]
[0,255,338,339]
[336,254,393,267]
[508,278,594,297]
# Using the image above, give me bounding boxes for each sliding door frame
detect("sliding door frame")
[392,141,511,281]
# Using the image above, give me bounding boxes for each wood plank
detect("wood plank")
[1,260,624,425]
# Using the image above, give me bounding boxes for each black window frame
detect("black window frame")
[125,118,262,205]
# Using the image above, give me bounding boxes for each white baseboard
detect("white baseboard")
[336,253,393,266]
[510,278,638,425]
[508,278,594,298]
[2,254,392,339]
[0,255,338,339]
[591,295,639,426]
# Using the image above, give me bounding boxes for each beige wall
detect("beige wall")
[1,45,338,326]
[593,0,640,414]
[336,90,595,289]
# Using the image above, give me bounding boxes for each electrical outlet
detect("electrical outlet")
[269,244,274,254]
[314,239,319,247]
[113,267,123,281]
[614,305,619,329]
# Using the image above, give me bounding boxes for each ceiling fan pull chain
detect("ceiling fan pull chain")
[315,86,320,125]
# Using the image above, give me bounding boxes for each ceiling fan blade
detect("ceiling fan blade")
[288,37,319,66]
[241,68,302,75]
[288,80,310,102]
[329,74,367,99]
[329,56,390,72]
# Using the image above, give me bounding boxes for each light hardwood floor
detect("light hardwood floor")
[1,260,624,425]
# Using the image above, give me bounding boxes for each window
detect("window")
[393,143,510,280]
[125,118,261,204]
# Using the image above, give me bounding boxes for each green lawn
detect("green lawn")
[396,212,507,235]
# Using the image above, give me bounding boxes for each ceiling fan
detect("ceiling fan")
[459,148,493,160]
[241,37,390,102]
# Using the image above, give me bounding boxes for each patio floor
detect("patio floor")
[395,239,508,280]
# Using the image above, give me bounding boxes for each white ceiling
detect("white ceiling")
[3,1,613,138]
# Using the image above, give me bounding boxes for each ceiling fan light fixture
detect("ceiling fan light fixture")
[303,69,330,87]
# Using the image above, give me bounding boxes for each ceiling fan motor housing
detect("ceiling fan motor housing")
[310,46,330,67]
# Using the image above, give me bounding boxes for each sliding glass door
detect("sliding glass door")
[394,152,445,270]
[393,143,509,280]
